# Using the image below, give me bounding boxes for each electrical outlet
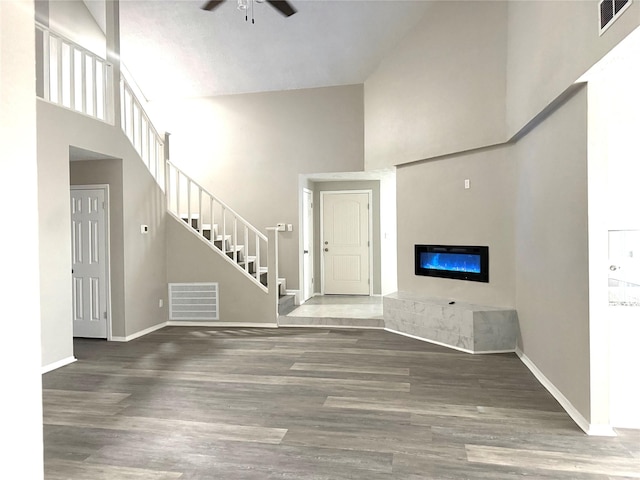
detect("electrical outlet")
[141,224,149,234]
[276,223,286,231]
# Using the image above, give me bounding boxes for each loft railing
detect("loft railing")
[120,75,165,189]
[35,24,164,189]
[35,23,112,123]
[166,161,269,293]
[35,23,276,298]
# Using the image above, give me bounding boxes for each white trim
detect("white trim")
[286,289,301,305]
[515,347,616,437]
[42,356,77,374]
[599,0,633,36]
[319,190,374,296]
[300,187,314,303]
[279,323,384,330]
[111,322,167,342]
[167,321,278,328]
[384,328,515,355]
[70,184,112,341]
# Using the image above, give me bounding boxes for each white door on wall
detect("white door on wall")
[71,187,108,338]
[302,188,314,302]
[321,191,371,295]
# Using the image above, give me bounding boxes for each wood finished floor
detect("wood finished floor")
[43,327,640,479]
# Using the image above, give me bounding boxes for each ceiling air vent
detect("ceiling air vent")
[600,0,632,35]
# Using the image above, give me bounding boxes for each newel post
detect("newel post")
[266,227,279,324]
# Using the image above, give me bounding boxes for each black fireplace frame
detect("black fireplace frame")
[415,244,489,283]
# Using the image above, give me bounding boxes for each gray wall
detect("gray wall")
[365,1,640,426]
[38,99,167,362]
[506,1,640,136]
[396,147,516,308]
[149,84,365,292]
[364,1,508,169]
[312,181,381,295]
[0,1,44,476]
[166,216,273,324]
[514,86,591,421]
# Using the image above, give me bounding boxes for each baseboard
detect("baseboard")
[286,289,301,305]
[42,356,77,374]
[515,346,616,437]
[384,328,515,355]
[111,322,168,342]
[166,321,278,328]
[279,322,384,330]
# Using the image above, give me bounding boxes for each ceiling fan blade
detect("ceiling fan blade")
[202,0,226,11]
[266,0,297,17]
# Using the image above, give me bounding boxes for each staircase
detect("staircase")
[165,161,294,316]
[35,23,294,320]
[177,212,295,315]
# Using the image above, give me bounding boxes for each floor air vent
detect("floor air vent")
[599,0,632,35]
[169,283,219,321]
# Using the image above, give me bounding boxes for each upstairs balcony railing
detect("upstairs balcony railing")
[35,23,164,190]
[36,23,111,122]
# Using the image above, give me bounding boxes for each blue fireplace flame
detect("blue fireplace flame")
[421,252,481,274]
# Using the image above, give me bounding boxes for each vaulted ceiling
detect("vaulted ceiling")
[102,0,432,100]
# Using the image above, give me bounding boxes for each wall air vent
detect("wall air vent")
[169,283,219,321]
[599,0,632,35]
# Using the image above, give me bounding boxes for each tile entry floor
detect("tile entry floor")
[286,295,383,320]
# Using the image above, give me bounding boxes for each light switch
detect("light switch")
[464,179,470,189]
[287,224,293,232]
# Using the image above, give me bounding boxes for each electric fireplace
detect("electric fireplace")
[415,245,489,283]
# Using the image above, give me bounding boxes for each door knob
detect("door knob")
[324,248,329,252]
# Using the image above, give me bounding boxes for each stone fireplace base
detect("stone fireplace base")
[383,292,519,354]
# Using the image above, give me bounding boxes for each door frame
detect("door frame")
[70,184,113,340]
[301,187,314,303]
[319,189,373,296]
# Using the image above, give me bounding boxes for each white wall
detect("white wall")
[149,85,365,291]
[0,0,44,477]
[48,0,105,57]
[364,1,508,169]
[585,32,640,428]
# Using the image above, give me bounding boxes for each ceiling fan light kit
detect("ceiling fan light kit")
[202,0,297,24]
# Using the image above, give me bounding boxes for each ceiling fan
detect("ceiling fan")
[202,0,297,18]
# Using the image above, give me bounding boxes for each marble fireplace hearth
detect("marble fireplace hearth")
[383,292,519,354]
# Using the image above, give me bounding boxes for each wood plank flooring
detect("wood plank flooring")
[43,327,640,479]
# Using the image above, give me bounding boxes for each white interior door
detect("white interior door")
[302,188,314,302]
[322,191,370,295]
[71,187,108,338]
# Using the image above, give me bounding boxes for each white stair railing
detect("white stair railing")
[35,23,112,123]
[35,23,274,297]
[120,75,165,190]
[166,161,269,293]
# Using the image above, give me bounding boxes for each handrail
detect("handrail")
[120,75,165,189]
[167,161,267,242]
[35,23,112,123]
[166,161,269,292]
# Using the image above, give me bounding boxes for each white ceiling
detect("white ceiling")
[109,0,432,100]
